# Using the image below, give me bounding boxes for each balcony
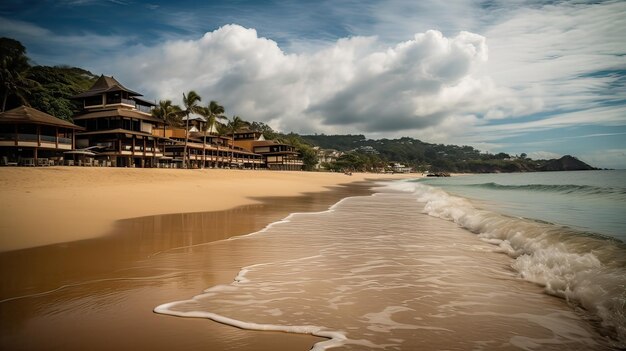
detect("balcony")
[0,133,73,146]
[106,97,136,106]
[136,104,152,114]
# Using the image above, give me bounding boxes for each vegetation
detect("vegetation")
[1,38,39,112]
[26,66,97,120]
[301,134,595,173]
[198,101,226,168]
[1,37,98,119]
[248,121,280,140]
[181,91,202,168]
[152,99,182,140]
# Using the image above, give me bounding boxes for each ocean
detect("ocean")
[156,171,625,350]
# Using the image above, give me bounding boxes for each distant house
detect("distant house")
[313,147,343,169]
[0,105,84,166]
[71,75,165,167]
[391,163,412,173]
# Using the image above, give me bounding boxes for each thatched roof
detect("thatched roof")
[0,105,84,129]
[71,75,142,99]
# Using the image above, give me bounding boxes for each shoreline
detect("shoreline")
[0,178,388,351]
[0,167,416,252]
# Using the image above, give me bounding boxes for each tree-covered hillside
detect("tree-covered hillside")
[302,134,596,173]
[26,66,98,121]
[1,37,98,121]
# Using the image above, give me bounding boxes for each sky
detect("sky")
[1,0,625,168]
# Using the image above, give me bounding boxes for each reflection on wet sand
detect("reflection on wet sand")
[0,182,373,351]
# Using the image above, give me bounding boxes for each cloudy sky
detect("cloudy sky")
[1,0,625,168]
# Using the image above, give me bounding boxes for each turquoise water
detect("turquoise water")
[399,170,626,346]
[418,170,626,242]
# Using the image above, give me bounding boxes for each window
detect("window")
[106,92,122,105]
[84,95,102,106]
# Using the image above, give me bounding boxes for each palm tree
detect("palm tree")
[152,100,181,164]
[152,100,182,138]
[1,38,39,111]
[197,100,226,168]
[226,115,249,167]
[181,91,202,168]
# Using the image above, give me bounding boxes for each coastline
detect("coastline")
[0,170,412,351]
[0,167,415,252]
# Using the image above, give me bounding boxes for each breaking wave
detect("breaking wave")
[386,181,626,348]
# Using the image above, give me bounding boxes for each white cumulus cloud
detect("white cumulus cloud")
[99,25,498,136]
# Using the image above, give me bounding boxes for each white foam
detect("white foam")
[154,301,347,351]
[390,181,626,347]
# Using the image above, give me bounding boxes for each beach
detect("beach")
[1,168,622,350]
[0,167,411,350]
[0,167,412,251]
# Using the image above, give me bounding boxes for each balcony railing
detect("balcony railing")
[136,105,152,114]
[0,133,72,144]
[122,98,135,106]
[41,135,57,143]
[106,97,136,106]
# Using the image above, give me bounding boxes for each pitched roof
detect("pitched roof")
[71,75,142,99]
[182,114,206,122]
[0,105,84,129]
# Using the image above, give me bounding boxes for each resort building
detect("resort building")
[71,75,165,167]
[233,130,304,170]
[158,122,264,169]
[0,105,84,166]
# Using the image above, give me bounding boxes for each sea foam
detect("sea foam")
[386,180,626,347]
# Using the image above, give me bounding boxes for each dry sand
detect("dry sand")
[0,167,414,251]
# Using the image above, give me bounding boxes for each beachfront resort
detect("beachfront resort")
[0,75,304,170]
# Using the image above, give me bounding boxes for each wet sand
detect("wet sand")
[0,182,376,351]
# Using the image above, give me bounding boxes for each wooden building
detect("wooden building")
[71,75,165,167]
[159,128,263,169]
[233,130,303,170]
[0,105,83,166]
[251,140,303,170]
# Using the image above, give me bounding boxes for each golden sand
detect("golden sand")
[0,168,412,350]
[0,167,414,251]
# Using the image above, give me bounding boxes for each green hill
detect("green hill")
[302,134,596,173]
[26,65,99,121]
